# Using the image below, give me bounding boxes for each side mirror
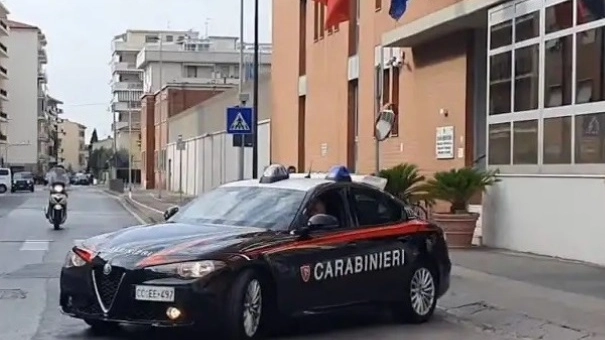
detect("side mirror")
[163,206,179,221]
[307,214,339,230]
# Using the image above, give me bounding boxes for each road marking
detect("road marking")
[20,240,50,251]
[73,239,84,245]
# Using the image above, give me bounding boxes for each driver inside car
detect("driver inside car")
[308,199,326,217]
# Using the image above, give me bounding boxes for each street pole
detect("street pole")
[157,34,164,198]
[178,134,183,202]
[112,108,117,179]
[238,0,245,180]
[128,110,132,190]
[374,46,384,174]
[252,0,259,178]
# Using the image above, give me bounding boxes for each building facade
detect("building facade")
[0,3,8,165]
[58,119,87,172]
[272,0,605,265]
[5,20,50,172]
[110,29,199,171]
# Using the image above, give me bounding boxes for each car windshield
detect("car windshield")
[14,172,32,179]
[171,186,306,230]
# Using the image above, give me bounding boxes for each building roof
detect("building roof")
[8,20,38,30]
[46,95,63,105]
[0,1,9,15]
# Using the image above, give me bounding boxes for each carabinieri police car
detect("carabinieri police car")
[59,164,452,339]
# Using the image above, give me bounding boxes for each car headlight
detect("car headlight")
[147,260,226,279]
[53,185,63,192]
[64,251,87,268]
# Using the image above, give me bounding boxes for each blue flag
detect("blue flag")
[389,0,409,21]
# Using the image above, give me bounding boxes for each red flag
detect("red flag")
[326,0,350,28]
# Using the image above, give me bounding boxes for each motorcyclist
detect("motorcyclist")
[46,165,69,218]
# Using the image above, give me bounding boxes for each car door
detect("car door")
[268,184,362,313]
[346,184,413,303]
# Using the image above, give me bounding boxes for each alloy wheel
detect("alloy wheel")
[410,267,435,316]
[242,279,262,337]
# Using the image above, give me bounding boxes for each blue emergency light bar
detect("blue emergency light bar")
[326,166,352,182]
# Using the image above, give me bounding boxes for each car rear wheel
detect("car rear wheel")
[223,269,267,340]
[84,319,120,334]
[392,263,437,324]
[0,184,6,193]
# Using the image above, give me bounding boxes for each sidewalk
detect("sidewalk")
[114,190,605,338]
[106,187,194,223]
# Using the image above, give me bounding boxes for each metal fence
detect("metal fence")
[166,120,271,196]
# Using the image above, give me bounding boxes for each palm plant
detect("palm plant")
[422,167,500,214]
[378,163,429,204]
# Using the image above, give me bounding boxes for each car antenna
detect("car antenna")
[304,161,313,178]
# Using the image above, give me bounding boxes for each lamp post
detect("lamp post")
[157,33,164,198]
[251,0,259,178]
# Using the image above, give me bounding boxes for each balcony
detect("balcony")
[0,42,7,58]
[0,65,7,79]
[0,89,7,101]
[112,40,141,53]
[38,69,47,83]
[0,132,6,142]
[38,48,47,64]
[112,101,141,112]
[112,120,140,131]
[0,20,8,36]
[0,111,7,121]
[111,81,143,91]
[111,62,142,74]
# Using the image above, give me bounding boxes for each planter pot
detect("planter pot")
[432,212,479,248]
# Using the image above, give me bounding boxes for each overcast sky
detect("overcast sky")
[2,0,272,141]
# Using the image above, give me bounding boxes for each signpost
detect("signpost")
[226,106,253,180]
[176,134,186,202]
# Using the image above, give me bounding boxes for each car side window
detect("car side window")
[350,187,404,227]
[306,187,350,229]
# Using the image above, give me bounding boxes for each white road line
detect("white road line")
[73,239,84,245]
[20,240,50,251]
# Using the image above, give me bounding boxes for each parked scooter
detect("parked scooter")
[46,182,67,230]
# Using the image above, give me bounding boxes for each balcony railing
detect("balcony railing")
[0,89,7,98]
[0,133,6,141]
[0,42,7,54]
[0,66,7,76]
[0,111,7,120]
[0,21,7,31]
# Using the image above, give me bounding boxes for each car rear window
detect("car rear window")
[14,172,32,179]
[0,169,8,176]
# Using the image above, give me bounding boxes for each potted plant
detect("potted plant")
[422,167,499,248]
[378,163,433,219]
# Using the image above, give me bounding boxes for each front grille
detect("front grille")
[93,267,125,311]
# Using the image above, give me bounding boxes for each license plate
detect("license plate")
[134,285,175,302]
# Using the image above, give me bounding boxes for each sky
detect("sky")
[2,0,272,141]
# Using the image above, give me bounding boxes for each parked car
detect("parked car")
[0,167,11,193]
[11,172,35,193]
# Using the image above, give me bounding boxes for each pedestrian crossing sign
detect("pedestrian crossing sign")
[226,107,253,135]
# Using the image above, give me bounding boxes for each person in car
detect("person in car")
[308,199,326,217]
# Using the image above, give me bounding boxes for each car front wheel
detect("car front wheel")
[392,263,437,324]
[223,269,267,340]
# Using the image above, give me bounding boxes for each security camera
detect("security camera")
[391,56,404,68]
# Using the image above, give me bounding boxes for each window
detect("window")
[515,11,540,42]
[309,188,349,227]
[375,0,381,10]
[391,66,400,136]
[299,0,307,75]
[490,20,512,49]
[545,1,573,34]
[382,68,390,105]
[488,123,511,165]
[145,35,159,43]
[319,3,325,39]
[575,112,605,163]
[313,0,319,41]
[514,44,539,112]
[0,169,8,176]
[350,187,403,226]
[512,120,538,164]
[172,186,306,230]
[577,0,605,25]
[185,65,198,78]
[575,26,605,104]
[489,52,512,114]
[166,35,173,42]
[544,35,573,107]
[543,117,572,164]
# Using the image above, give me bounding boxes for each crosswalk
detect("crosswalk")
[15,239,84,251]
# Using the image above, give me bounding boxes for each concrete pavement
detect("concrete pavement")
[0,187,507,339]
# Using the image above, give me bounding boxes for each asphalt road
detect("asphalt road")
[0,187,507,340]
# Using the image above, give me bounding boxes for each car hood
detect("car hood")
[81,222,269,268]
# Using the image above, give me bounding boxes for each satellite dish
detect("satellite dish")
[375,104,397,141]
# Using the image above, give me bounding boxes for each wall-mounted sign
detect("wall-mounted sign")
[436,126,455,159]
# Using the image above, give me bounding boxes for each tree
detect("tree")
[86,129,99,172]
[88,147,113,178]
[115,148,130,168]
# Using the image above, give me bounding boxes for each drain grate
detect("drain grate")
[0,289,26,299]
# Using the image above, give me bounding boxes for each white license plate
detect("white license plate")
[134,285,175,302]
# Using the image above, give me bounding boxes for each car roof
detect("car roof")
[221,177,332,192]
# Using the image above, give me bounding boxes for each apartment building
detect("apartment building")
[5,20,49,172]
[58,119,86,172]
[0,3,8,166]
[110,29,198,172]
[272,0,605,265]
[44,95,63,169]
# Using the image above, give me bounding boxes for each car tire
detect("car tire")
[30,187,34,192]
[223,269,268,340]
[84,319,120,334]
[0,184,6,193]
[392,262,438,324]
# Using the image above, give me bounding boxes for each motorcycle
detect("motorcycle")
[46,182,67,230]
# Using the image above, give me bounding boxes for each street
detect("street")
[0,187,507,340]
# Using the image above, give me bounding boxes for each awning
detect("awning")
[382,0,507,47]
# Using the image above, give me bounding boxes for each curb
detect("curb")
[123,195,164,224]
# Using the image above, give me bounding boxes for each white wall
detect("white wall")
[5,28,38,165]
[166,120,271,195]
[482,175,605,266]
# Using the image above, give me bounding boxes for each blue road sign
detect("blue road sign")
[226,107,253,135]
